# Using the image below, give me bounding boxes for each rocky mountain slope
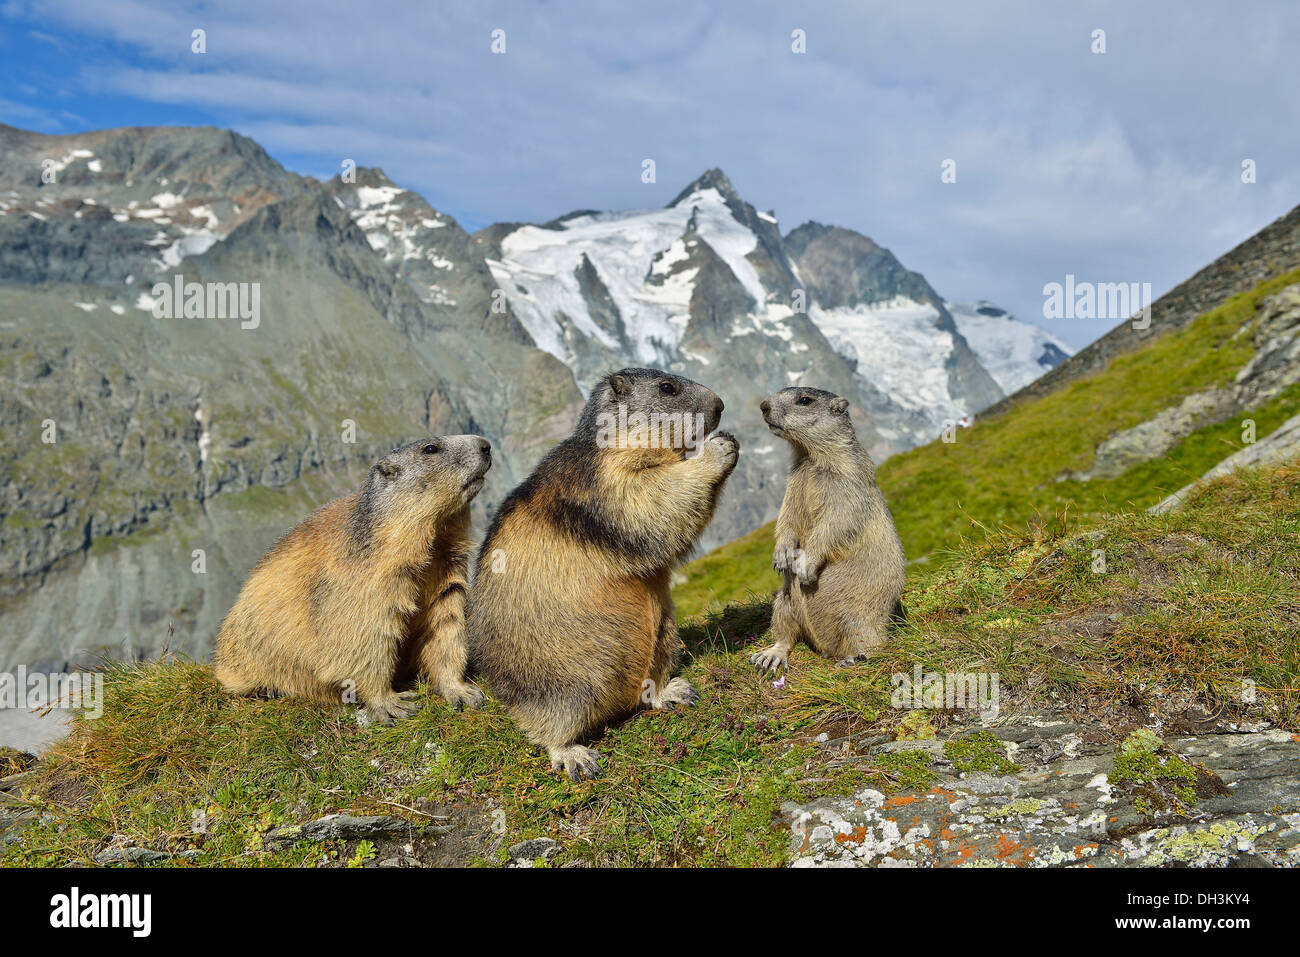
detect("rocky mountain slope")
[0,125,1067,670]
[983,202,1300,418]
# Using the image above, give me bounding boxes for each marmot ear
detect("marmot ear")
[608,373,631,396]
[830,397,850,415]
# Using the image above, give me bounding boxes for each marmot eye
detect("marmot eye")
[422,443,440,455]
[659,381,678,396]
[796,395,814,406]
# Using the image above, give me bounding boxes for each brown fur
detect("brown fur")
[468,368,737,779]
[750,387,906,674]
[213,435,491,722]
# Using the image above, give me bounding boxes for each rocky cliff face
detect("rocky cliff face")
[0,128,1067,669]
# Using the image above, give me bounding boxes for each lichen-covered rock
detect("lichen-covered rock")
[783,715,1300,867]
[266,813,432,846]
[95,845,202,865]
[507,837,562,864]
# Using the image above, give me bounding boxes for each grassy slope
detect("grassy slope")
[676,269,1300,620]
[4,462,1297,868]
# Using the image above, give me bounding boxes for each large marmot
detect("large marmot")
[749,387,905,674]
[214,435,492,722]
[468,368,738,780]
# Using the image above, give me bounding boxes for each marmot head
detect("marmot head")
[578,367,725,456]
[363,435,492,522]
[760,387,852,451]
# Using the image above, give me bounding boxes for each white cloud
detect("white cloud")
[5,0,1299,345]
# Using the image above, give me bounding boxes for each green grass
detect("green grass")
[4,459,1297,868]
[674,269,1300,618]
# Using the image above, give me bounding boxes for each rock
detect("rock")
[1074,389,1236,481]
[0,769,34,791]
[1151,410,1300,513]
[266,813,434,846]
[94,846,202,865]
[784,716,1300,867]
[0,809,39,847]
[508,837,561,863]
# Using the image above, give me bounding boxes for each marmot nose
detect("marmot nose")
[759,400,771,415]
[476,438,491,459]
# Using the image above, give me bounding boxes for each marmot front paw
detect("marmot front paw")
[549,744,603,781]
[749,644,789,676]
[366,690,422,725]
[440,681,486,712]
[794,553,819,586]
[773,541,800,573]
[652,676,700,710]
[703,431,739,471]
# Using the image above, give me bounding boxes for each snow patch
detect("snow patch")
[155,233,218,270]
[45,149,94,175]
[947,300,1075,394]
[808,297,962,427]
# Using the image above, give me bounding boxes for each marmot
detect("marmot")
[468,368,738,780]
[749,387,905,674]
[213,435,492,722]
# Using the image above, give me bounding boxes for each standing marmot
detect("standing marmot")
[749,387,905,674]
[214,435,492,722]
[468,368,738,780]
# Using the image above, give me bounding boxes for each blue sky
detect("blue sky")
[3,0,1298,347]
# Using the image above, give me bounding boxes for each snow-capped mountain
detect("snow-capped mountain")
[481,170,1070,443]
[948,300,1074,395]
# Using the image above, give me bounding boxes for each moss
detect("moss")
[873,750,936,791]
[1111,731,1201,814]
[943,731,1021,776]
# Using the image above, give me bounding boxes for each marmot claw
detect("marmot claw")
[367,690,423,725]
[749,646,788,676]
[773,542,799,573]
[550,745,603,781]
[442,682,486,712]
[653,676,700,710]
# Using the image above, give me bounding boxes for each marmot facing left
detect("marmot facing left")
[749,387,905,674]
[214,435,491,722]
[468,368,739,780]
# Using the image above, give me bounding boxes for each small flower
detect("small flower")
[773,675,786,690]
